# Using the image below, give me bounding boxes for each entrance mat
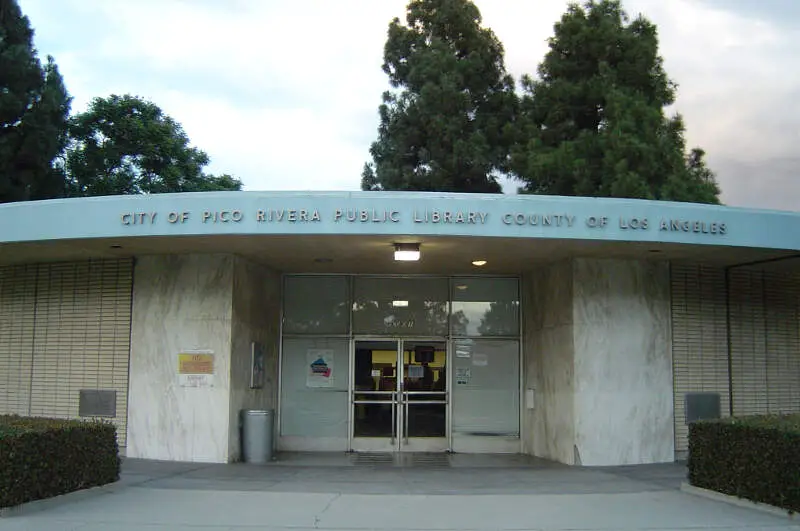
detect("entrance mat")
[349,453,451,468]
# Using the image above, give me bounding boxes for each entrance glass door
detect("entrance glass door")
[351,339,448,452]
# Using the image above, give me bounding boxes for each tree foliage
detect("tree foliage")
[0,0,71,203]
[509,0,720,204]
[361,0,517,193]
[64,94,241,196]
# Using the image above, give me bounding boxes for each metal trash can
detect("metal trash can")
[241,409,274,463]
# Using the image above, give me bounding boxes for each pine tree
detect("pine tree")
[510,0,720,203]
[0,0,71,203]
[361,0,517,193]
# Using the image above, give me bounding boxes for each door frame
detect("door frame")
[348,336,451,453]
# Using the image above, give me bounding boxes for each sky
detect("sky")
[16,0,800,211]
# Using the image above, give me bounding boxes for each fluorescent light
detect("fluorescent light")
[455,284,468,290]
[472,260,487,267]
[394,250,420,261]
[392,300,409,307]
[394,243,420,261]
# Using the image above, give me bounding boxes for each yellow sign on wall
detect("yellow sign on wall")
[178,353,214,375]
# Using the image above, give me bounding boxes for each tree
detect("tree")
[509,0,721,204]
[477,301,519,336]
[64,94,241,196]
[0,0,71,203]
[361,0,517,193]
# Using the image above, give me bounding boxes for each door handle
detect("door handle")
[404,395,409,444]
[391,390,396,444]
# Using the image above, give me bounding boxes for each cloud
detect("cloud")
[632,0,800,208]
[16,0,800,210]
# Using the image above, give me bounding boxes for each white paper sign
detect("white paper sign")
[179,374,213,388]
[472,353,489,367]
[307,349,335,388]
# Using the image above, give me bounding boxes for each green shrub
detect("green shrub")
[688,414,800,513]
[0,415,120,508]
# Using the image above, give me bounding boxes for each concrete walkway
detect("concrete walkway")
[1,453,798,530]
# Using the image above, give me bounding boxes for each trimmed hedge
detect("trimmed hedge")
[0,415,120,508]
[688,414,800,513]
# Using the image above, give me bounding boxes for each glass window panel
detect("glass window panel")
[283,276,349,334]
[352,277,449,336]
[451,277,520,337]
[452,339,519,436]
[279,337,349,437]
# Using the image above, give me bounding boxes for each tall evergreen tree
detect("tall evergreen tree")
[65,94,242,196]
[361,0,517,193]
[509,0,720,203]
[0,0,71,203]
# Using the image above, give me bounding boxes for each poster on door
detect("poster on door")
[306,349,335,388]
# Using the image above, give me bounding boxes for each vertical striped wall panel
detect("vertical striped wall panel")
[729,269,800,417]
[763,272,800,412]
[671,263,800,456]
[0,265,37,416]
[728,271,768,415]
[0,259,133,447]
[670,264,730,455]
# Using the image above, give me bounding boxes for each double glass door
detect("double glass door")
[351,339,448,452]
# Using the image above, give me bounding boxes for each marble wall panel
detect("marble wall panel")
[127,254,234,463]
[522,262,576,464]
[534,323,577,464]
[572,259,674,465]
[520,271,539,456]
[228,256,282,461]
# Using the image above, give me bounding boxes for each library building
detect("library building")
[0,191,798,466]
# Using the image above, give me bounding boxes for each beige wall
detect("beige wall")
[729,268,800,415]
[671,263,800,456]
[0,264,36,417]
[0,260,133,447]
[669,264,730,456]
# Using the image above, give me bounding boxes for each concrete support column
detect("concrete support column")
[523,258,674,466]
[127,254,280,463]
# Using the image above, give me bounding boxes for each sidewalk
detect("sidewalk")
[1,453,797,530]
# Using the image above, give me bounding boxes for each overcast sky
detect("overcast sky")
[17,0,800,212]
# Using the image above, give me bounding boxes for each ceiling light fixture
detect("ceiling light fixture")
[392,299,409,307]
[471,260,487,267]
[394,243,420,261]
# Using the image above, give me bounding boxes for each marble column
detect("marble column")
[127,254,282,463]
[572,259,674,465]
[522,261,577,465]
[227,256,281,461]
[127,254,235,462]
[523,258,674,466]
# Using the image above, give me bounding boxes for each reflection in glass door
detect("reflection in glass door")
[350,340,448,452]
